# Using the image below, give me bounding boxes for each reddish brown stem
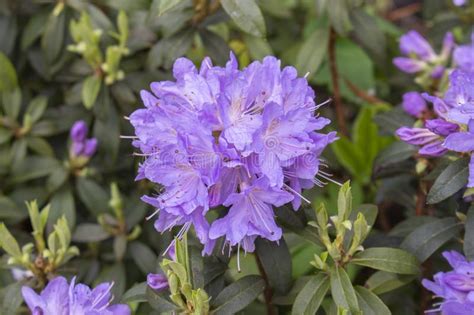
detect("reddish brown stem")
[386,3,422,21]
[328,29,348,136]
[255,254,275,315]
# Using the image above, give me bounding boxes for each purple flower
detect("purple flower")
[129,54,335,254]
[147,273,169,291]
[393,57,425,73]
[21,276,130,315]
[399,31,436,61]
[69,120,98,159]
[444,119,474,187]
[453,0,467,6]
[423,251,474,314]
[70,121,87,143]
[402,91,427,118]
[396,127,447,157]
[454,34,474,73]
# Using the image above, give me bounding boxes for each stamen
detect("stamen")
[163,239,176,257]
[318,173,342,186]
[304,72,310,78]
[237,243,241,273]
[119,135,138,139]
[145,208,160,221]
[123,116,130,120]
[283,183,311,204]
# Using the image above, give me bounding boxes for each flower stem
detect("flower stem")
[255,253,275,315]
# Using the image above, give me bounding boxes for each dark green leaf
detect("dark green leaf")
[366,271,415,295]
[95,263,126,299]
[291,273,329,315]
[156,0,185,16]
[464,206,474,260]
[328,0,352,35]
[72,223,110,242]
[11,156,59,183]
[190,246,205,289]
[76,177,109,215]
[255,237,292,295]
[41,10,65,64]
[296,27,329,77]
[427,158,469,204]
[329,265,359,313]
[211,275,265,314]
[355,286,391,315]
[25,96,48,124]
[121,282,147,303]
[374,142,416,171]
[48,185,76,230]
[401,218,462,262]
[0,51,17,92]
[147,286,178,312]
[26,137,54,157]
[351,247,419,275]
[221,0,266,37]
[129,241,157,275]
[0,280,24,315]
[350,9,386,65]
[21,10,48,50]
[199,29,230,66]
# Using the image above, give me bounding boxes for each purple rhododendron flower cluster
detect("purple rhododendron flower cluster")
[423,251,474,314]
[21,276,130,315]
[129,54,336,254]
[395,32,474,187]
[70,120,97,158]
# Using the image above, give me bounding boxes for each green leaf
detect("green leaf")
[11,156,59,183]
[41,10,65,64]
[26,137,54,157]
[129,241,157,275]
[243,34,273,60]
[331,137,364,178]
[156,0,184,16]
[48,185,76,231]
[349,9,386,65]
[296,27,329,77]
[82,75,102,109]
[2,87,22,121]
[199,30,230,66]
[25,95,48,124]
[328,0,352,35]
[0,223,21,257]
[95,263,126,299]
[72,223,110,243]
[427,158,469,204]
[366,271,415,295]
[1,280,25,315]
[464,206,474,260]
[221,0,266,37]
[121,282,147,303]
[401,218,462,262]
[255,237,292,295]
[0,196,22,221]
[76,177,109,215]
[355,286,391,315]
[211,275,265,314]
[21,10,48,50]
[189,246,205,289]
[291,273,329,315]
[0,52,18,92]
[329,265,359,313]
[337,181,352,220]
[351,248,419,275]
[147,286,178,312]
[374,142,416,172]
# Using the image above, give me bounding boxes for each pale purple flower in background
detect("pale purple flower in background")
[453,0,467,6]
[147,273,169,291]
[423,251,474,314]
[402,91,428,118]
[396,127,447,157]
[393,31,453,78]
[21,276,130,315]
[454,33,474,73]
[70,120,97,158]
[129,53,336,255]
[399,31,436,61]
